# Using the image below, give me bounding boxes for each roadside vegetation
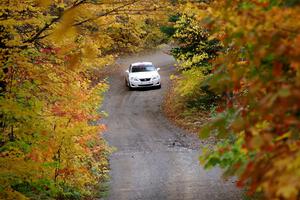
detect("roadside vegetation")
[3,0,300,199]
[163,13,222,133]
[0,0,174,199]
[164,0,300,199]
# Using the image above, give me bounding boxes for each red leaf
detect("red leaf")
[273,62,283,77]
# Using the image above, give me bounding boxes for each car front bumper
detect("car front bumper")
[129,80,161,88]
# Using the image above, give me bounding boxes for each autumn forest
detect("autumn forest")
[1,0,300,199]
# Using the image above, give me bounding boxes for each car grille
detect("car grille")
[140,78,151,81]
[138,84,153,87]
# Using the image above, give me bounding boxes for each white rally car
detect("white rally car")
[125,62,161,89]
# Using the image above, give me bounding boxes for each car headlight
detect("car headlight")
[152,75,160,80]
[130,77,139,81]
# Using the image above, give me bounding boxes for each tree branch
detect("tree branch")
[73,0,141,26]
[24,0,87,44]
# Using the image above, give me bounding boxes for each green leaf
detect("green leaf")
[199,125,211,139]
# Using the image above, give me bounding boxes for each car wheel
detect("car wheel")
[156,84,161,89]
[128,85,134,90]
[126,79,134,90]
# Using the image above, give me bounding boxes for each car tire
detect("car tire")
[126,79,134,90]
[128,85,134,90]
[156,84,161,89]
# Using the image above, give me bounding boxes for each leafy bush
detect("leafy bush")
[168,14,222,121]
[171,14,222,71]
[195,0,300,198]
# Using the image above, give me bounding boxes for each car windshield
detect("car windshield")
[131,64,156,73]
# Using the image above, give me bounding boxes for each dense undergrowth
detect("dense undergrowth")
[164,1,300,199]
[163,14,222,134]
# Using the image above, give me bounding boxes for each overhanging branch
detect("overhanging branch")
[73,0,141,26]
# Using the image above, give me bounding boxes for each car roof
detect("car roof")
[131,62,153,66]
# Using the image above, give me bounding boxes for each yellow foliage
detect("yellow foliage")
[0,0,174,198]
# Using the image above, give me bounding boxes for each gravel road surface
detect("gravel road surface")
[102,47,241,200]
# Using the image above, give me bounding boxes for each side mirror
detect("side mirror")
[125,70,129,73]
[157,68,160,71]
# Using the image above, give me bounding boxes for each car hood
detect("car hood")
[129,71,159,78]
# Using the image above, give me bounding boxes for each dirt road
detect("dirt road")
[102,47,241,200]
